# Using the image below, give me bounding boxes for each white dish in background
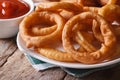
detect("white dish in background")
[17,33,120,69]
[0,0,34,38]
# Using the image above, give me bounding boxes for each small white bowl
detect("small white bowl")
[0,0,34,38]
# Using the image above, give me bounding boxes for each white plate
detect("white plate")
[17,33,120,69]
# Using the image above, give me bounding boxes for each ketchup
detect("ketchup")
[0,0,30,19]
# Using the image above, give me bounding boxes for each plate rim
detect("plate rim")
[17,33,120,69]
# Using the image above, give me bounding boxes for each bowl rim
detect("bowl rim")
[0,0,34,21]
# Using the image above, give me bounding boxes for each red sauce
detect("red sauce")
[0,0,30,19]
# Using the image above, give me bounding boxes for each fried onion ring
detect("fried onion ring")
[31,25,57,36]
[62,12,116,64]
[108,42,120,60]
[36,47,76,62]
[35,2,82,13]
[75,31,97,53]
[99,4,120,23]
[35,2,83,20]
[92,20,104,42]
[20,11,65,48]
[83,7,100,13]
[98,0,120,6]
[114,25,120,36]
[59,10,75,20]
[72,23,96,52]
[99,4,120,36]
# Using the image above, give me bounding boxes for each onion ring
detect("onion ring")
[99,4,120,36]
[31,25,57,36]
[20,11,65,48]
[75,31,97,53]
[36,47,76,62]
[114,25,120,36]
[92,20,104,42]
[35,2,83,20]
[99,4,120,23]
[98,0,120,6]
[83,7,100,13]
[108,42,120,60]
[35,2,82,13]
[62,12,116,64]
[72,23,96,52]
[59,10,75,20]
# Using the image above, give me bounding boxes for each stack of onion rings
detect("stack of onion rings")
[19,1,120,64]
